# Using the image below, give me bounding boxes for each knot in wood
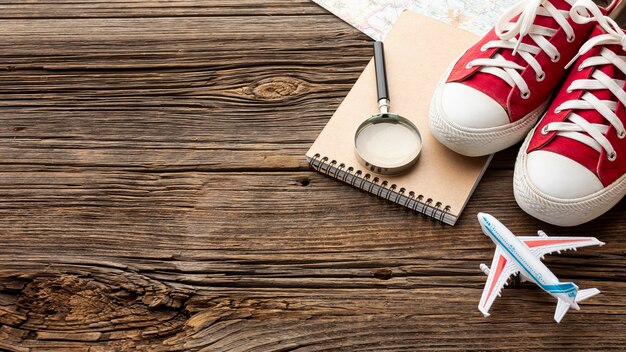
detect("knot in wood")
[250,77,306,100]
[14,273,189,340]
[373,269,393,280]
[18,275,114,321]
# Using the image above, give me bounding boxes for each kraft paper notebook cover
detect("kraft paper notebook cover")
[306,11,492,225]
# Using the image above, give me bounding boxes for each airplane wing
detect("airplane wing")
[478,246,519,317]
[518,234,604,259]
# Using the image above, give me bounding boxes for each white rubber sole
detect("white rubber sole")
[428,60,550,157]
[514,128,626,226]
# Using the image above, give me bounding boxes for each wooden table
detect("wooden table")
[1,1,625,350]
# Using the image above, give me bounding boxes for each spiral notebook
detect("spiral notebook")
[306,11,492,225]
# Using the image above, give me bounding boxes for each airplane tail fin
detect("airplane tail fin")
[554,287,601,323]
[554,298,570,323]
[576,288,601,303]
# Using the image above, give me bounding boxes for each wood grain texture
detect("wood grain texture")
[0,1,325,19]
[0,1,625,351]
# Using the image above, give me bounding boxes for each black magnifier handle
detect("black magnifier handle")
[373,41,390,113]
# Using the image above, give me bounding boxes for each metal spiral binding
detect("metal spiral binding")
[342,166,354,182]
[333,163,345,179]
[396,188,405,207]
[440,205,451,223]
[414,194,425,213]
[309,153,321,171]
[352,170,362,187]
[318,156,329,174]
[309,153,452,224]
[386,184,397,202]
[368,177,379,193]
[432,202,442,221]
[377,180,388,197]
[423,198,433,218]
[404,191,415,208]
[324,159,335,176]
[363,174,371,192]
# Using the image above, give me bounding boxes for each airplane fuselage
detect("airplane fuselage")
[479,214,578,303]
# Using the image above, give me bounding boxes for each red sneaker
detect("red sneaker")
[429,0,622,156]
[515,0,626,226]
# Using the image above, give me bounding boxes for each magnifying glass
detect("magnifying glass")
[354,41,422,175]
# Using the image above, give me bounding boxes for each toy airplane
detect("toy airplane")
[477,212,604,323]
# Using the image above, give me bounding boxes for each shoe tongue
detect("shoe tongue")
[498,0,574,68]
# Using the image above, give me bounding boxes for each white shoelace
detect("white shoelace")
[543,0,626,161]
[468,0,575,98]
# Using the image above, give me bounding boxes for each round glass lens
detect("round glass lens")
[355,122,421,167]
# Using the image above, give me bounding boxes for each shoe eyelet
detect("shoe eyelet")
[619,131,626,139]
[466,62,473,69]
[536,73,545,82]
[480,45,489,52]
[578,65,584,72]
[608,151,617,161]
[567,35,575,43]
[554,107,562,114]
[521,91,531,99]
[541,125,549,135]
[551,54,561,63]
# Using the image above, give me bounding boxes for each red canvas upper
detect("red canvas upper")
[447,0,610,122]
[527,25,626,186]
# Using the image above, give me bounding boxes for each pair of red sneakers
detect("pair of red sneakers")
[429,0,626,226]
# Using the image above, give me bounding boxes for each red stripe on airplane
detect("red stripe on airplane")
[484,255,507,307]
[523,239,588,248]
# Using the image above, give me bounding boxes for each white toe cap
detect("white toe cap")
[526,150,603,199]
[441,82,509,129]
